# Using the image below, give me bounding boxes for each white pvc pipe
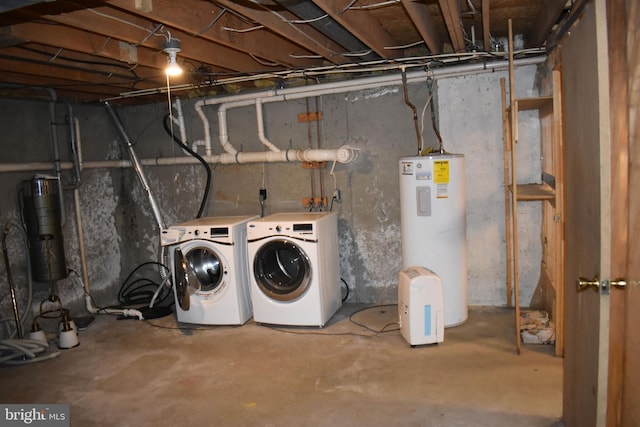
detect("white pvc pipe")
[0,57,542,174]
[216,104,237,155]
[195,101,214,156]
[0,145,359,173]
[195,56,545,158]
[255,98,280,152]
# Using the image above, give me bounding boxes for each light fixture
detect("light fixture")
[163,38,182,77]
[58,315,79,349]
[28,322,48,346]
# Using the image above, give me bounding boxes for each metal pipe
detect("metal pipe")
[64,102,82,190]
[197,57,545,157]
[47,91,66,226]
[104,102,166,231]
[2,225,23,339]
[73,187,92,313]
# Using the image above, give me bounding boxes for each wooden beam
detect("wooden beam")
[401,0,442,54]
[482,0,490,52]
[103,0,320,68]
[0,70,139,100]
[0,51,158,90]
[24,5,268,72]
[439,0,465,52]
[7,22,166,69]
[530,0,567,47]
[312,0,398,59]
[214,0,350,64]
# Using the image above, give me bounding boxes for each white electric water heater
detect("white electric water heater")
[399,154,468,327]
[398,266,444,346]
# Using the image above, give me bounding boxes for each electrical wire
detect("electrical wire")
[163,114,212,219]
[341,277,350,302]
[69,262,172,313]
[348,304,400,333]
[142,304,400,337]
[117,262,172,308]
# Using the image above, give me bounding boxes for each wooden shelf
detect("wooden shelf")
[515,183,556,201]
[501,19,564,357]
[515,96,553,111]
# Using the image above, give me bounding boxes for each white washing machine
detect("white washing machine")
[247,212,341,327]
[160,215,257,325]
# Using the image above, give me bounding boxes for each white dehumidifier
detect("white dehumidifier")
[398,266,444,346]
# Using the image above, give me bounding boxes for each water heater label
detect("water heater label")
[436,184,449,199]
[401,161,414,175]
[433,160,450,183]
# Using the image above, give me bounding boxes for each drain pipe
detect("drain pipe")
[195,56,546,154]
[0,146,359,172]
[195,100,214,156]
[256,98,280,152]
[68,117,144,320]
[47,90,66,226]
[216,104,238,155]
[104,102,166,231]
[68,119,92,315]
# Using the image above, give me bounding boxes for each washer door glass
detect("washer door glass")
[184,246,224,293]
[254,239,311,301]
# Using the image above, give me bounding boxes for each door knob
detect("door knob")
[610,279,627,288]
[577,276,600,291]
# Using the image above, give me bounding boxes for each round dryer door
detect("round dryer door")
[174,243,227,308]
[184,246,225,293]
[253,239,311,301]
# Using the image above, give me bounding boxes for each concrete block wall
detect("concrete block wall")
[0,65,543,330]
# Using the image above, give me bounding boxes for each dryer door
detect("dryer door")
[253,239,311,301]
[175,242,227,304]
[174,247,193,311]
[184,245,225,292]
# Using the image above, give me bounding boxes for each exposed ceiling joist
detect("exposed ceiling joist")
[530,0,569,47]
[482,0,490,51]
[439,0,465,52]
[0,0,569,103]
[213,0,351,64]
[401,0,442,54]
[311,0,398,59]
[105,0,318,68]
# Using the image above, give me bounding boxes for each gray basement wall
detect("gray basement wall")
[0,64,542,327]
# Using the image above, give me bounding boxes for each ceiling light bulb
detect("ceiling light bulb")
[163,38,182,77]
[166,53,182,76]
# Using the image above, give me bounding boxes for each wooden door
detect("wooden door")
[607,1,640,425]
[561,0,613,426]
[562,0,639,426]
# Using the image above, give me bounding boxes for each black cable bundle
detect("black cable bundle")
[163,114,212,219]
[117,262,172,309]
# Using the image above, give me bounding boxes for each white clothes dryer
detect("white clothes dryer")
[161,215,257,325]
[247,212,341,327]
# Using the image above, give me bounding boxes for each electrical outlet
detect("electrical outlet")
[333,189,341,203]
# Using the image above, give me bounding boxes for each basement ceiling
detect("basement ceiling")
[0,0,575,104]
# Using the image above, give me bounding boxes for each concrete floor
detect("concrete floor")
[1,305,562,427]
